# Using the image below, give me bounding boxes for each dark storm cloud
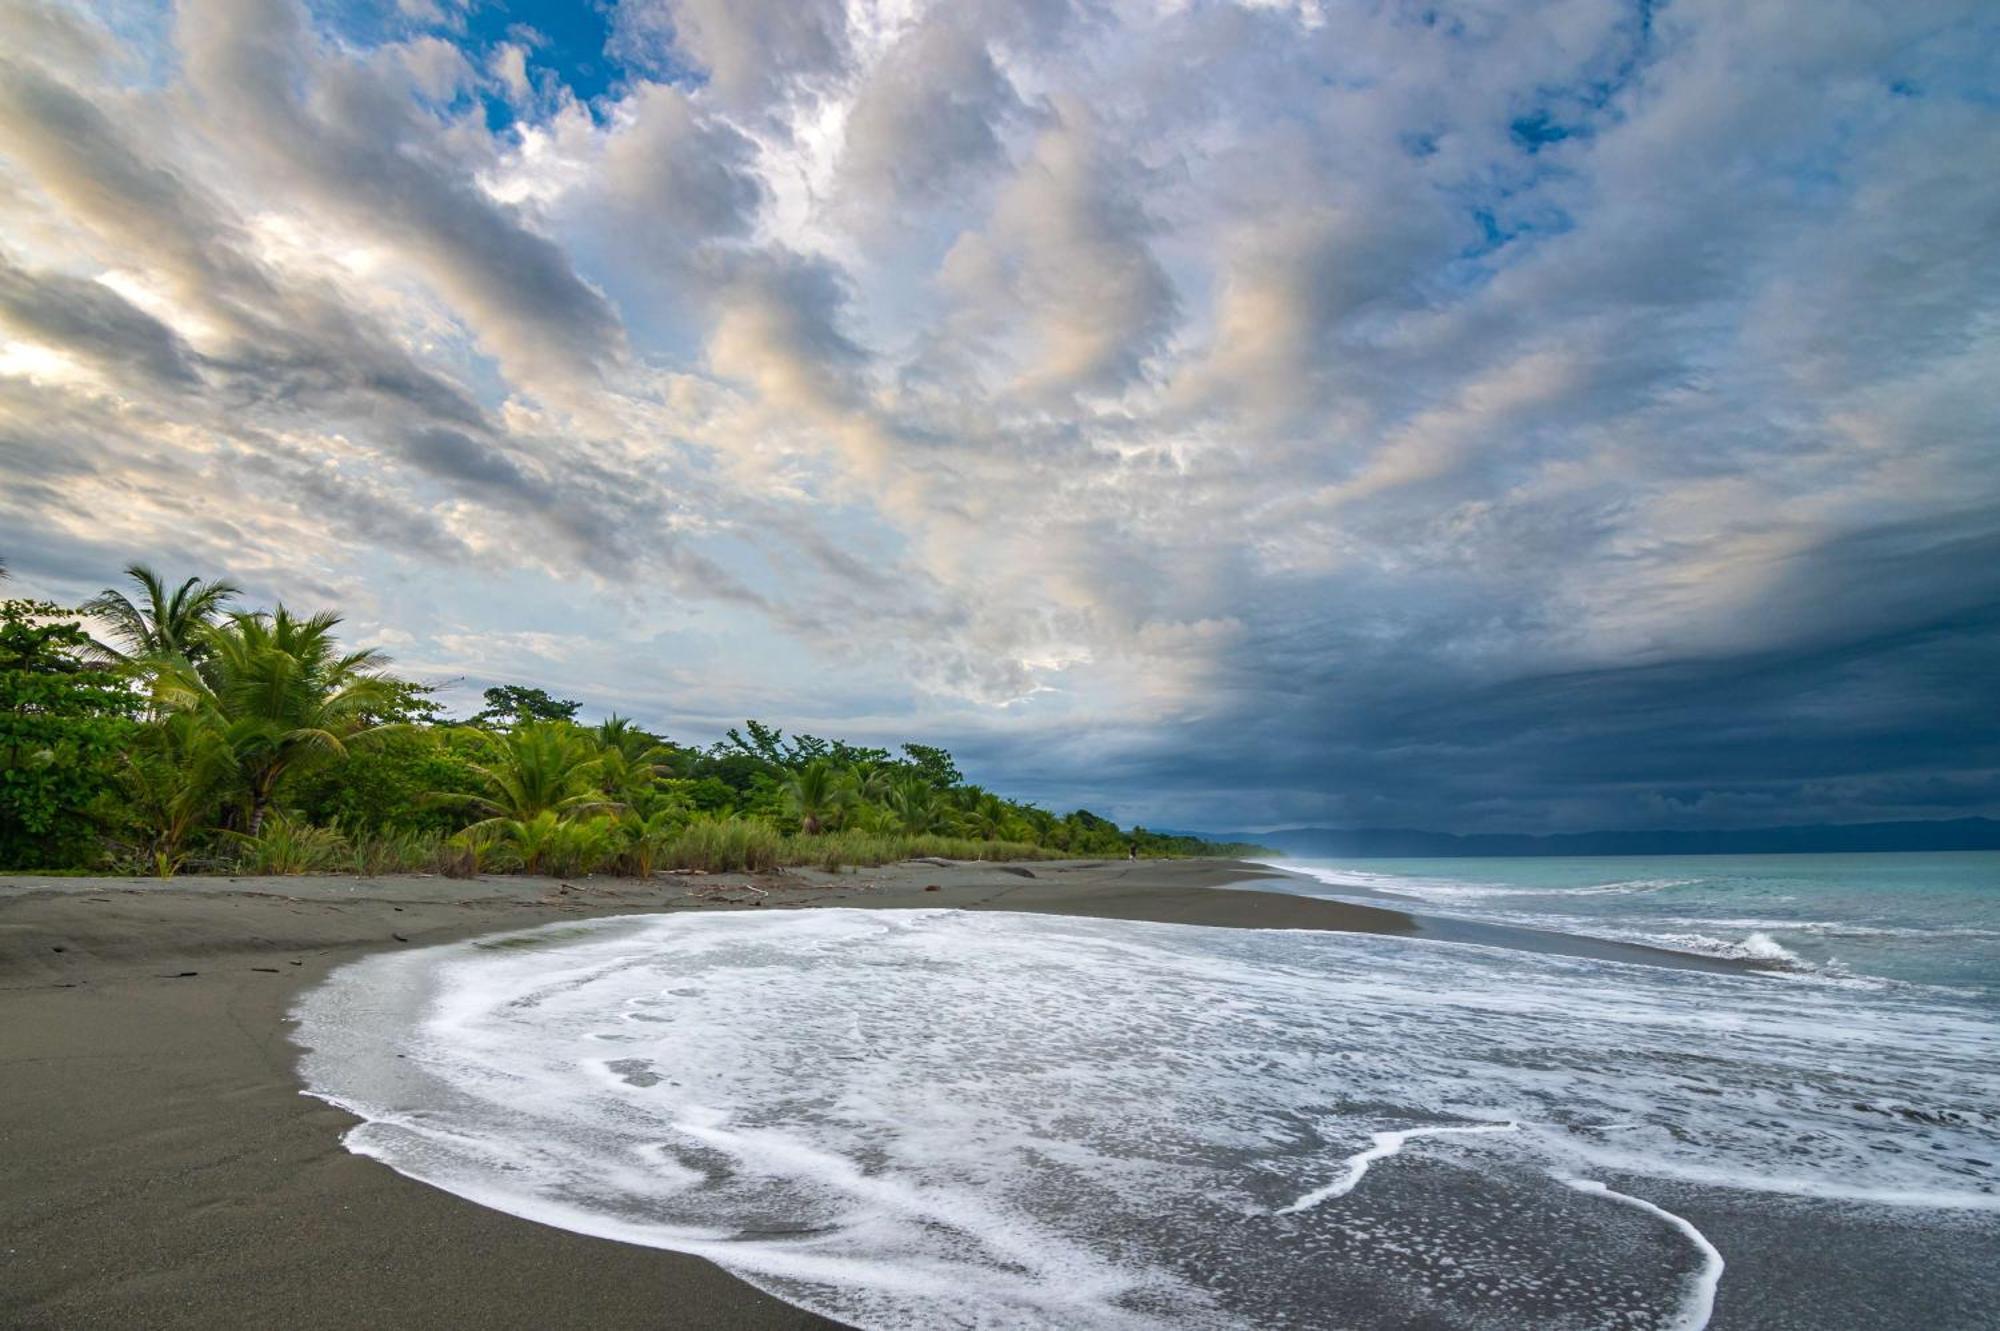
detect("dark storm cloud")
[1014,509,2000,833]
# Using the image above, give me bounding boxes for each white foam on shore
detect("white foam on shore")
[294,909,2000,1330]
[1269,863,1904,981]
[1270,861,2000,995]
[1272,863,1695,904]
[1557,1178,1723,1331]
[1277,1122,1520,1215]
[1654,929,1810,967]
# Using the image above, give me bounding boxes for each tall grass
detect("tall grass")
[227,817,469,876]
[338,824,449,875]
[643,821,1056,875]
[656,815,785,873]
[217,814,1063,878]
[784,830,1055,872]
[227,813,348,875]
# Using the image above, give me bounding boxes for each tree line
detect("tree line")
[0,562,1263,875]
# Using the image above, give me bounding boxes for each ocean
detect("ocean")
[1261,851,2000,999]
[293,855,2000,1329]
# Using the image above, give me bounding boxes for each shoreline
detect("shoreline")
[4,858,1988,1329]
[0,857,1408,1330]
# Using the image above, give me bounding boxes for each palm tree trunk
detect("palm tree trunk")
[247,772,275,837]
[246,760,283,838]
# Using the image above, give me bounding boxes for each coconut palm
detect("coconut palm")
[82,564,239,667]
[614,805,688,876]
[842,799,900,835]
[837,759,893,806]
[113,711,232,876]
[499,809,619,876]
[594,714,670,760]
[962,791,1011,840]
[886,774,952,835]
[441,721,617,832]
[1015,805,1057,845]
[782,758,849,835]
[153,606,397,835]
[593,745,658,806]
[591,720,676,806]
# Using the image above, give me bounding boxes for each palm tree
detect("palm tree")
[782,758,849,835]
[1015,805,1057,847]
[153,606,397,835]
[614,805,687,876]
[441,721,617,833]
[115,711,232,876]
[843,800,900,835]
[837,759,892,806]
[886,774,952,835]
[963,791,1010,840]
[594,714,667,760]
[500,809,619,876]
[82,564,239,667]
[591,719,675,804]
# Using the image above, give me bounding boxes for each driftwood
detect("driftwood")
[691,883,769,900]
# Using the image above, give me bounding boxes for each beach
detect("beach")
[6,858,1996,1330]
[0,859,1403,1330]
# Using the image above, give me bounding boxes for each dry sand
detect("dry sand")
[0,858,1407,1330]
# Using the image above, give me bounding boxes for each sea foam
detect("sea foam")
[293,909,2000,1330]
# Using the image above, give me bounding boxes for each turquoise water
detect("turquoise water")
[1266,851,2000,999]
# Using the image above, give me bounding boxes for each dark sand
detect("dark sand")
[0,858,1405,1330]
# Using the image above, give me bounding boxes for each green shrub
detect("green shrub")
[293,731,482,836]
[0,599,140,869]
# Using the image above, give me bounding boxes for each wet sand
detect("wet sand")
[0,858,1404,1330]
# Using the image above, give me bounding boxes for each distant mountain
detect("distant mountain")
[1172,818,2000,859]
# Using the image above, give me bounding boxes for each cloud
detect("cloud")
[596,81,765,250]
[835,11,1026,210]
[939,96,1176,398]
[611,0,850,111]
[0,257,201,386]
[176,0,625,390]
[0,0,1995,831]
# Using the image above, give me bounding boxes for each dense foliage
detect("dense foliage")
[0,565,1265,876]
[0,599,140,867]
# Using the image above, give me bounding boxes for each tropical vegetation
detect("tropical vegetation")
[0,563,1263,876]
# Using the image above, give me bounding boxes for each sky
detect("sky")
[1,0,1996,834]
